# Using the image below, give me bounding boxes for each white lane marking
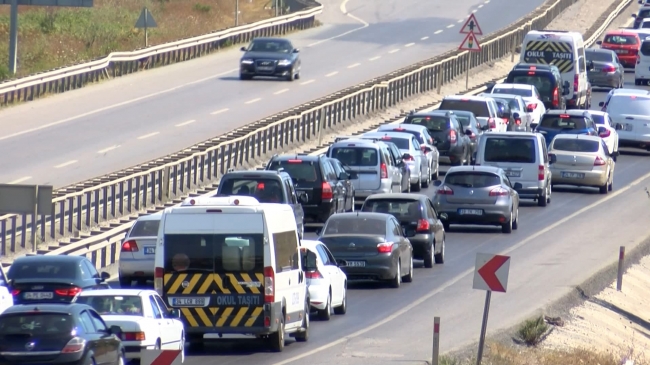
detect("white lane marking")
[210,108,229,115]
[301,79,316,85]
[389,49,400,54]
[326,71,339,77]
[446,24,455,28]
[97,145,120,154]
[434,30,443,34]
[137,132,159,140]
[405,43,415,47]
[369,56,381,61]
[274,88,289,95]
[421,36,429,40]
[8,176,31,184]
[175,120,196,127]
[472,9,477,12]
[485,0,490,3]
[458,19,464,23]
[478,4,484,8]
[270,169,650,365]
[307,0,369,47]
[245,98,261,104]
[0,67,240,143]
[54,160,78,169]
[347,63,361,69]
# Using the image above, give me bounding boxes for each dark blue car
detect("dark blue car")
[535,110,599,147]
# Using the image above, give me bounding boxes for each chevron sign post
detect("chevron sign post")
[142,349,183,365]
[472,253,510,365]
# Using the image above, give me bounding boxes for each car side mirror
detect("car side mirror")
[512,112,520,120]
[513,182,523,190]
[596,40,603,45]
[614,123,623,130]
[169,309,181,319]
[402,153,412,160]
[336,259,347,267]
[422,146,433,153]
[598,101,605,107]
[433,180,442,186]
[315,228,322,236]
[293,48,300,53]
[347,171,358,179]
[598,126,607,134]
[240,46,247,51]
[300,250,318,272]
[612,151,620,157]
[338,172,348,180]
[632,13,637,18]
[587,61,595,71]
[299,192,309,204]
[99,272,110,282]
[549,154,557,164]
[481,124,490,131]
[109,325,123,336]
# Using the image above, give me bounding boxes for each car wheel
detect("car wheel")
[405,179,411,193]
[286,69,295,82]
[334,283,347,315]
[434,237,445,264]
[636,79,642,86]
[422,168,430,188]
[424,242,434,268]
[612,151,617,162]
[411,174,421,192]
[512,208,519,230]
[600,176,609,194]
[443,221,450,231]
[318,293,332,321]
[431,164,439,180]
[294,301,310,342]
[117,352,126,365]
[390,260,401,288]
[269,316,285,352]
[119,277,131,288]
[402,255,413,283]
[537,185,548,207]
[502,211,513,234]
[179,332,185,363]
[608,176,613,191]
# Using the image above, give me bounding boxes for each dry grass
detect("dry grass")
[0,0,279,79]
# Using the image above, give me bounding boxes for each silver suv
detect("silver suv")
[118,212,162,287]
[328,138,402,205]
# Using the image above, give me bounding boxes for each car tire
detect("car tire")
[269,316,285,352]
[334,283,347,315]
[411,174,421,192]
[318,294,332,321]
[431,165,439,180]
[434,237,445,264]
[502,211,513,234]
[443,222,450,231]
[402,256,413,283]
[286,69,295,82]
[119,277,131,288]
[636,79,642,86]
[537,185,549,207]
[294,301,310,342]
[424,242,434,268]
[600,177,609,195]
[390,260,401,288]
[512,208,519,230]
[422,168,430,188]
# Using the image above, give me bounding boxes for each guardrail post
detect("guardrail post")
[162,166,171,202]
[617,246,625,291]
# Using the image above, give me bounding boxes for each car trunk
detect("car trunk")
[552,152,598,171]
[129,237,157,257]
[102,315,145,332]
[319,235,385,258]
[443,184,498,204]
[10,278,82,304]
[587,61,615,75]
[329,146,381,190]
[430,130,451,152]
[0,313,73,362]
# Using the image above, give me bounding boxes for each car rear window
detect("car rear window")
[590,114,605,125]
[406,116,450,131]
[606,95,650,115]
[604,35,638,45]
[484,138,536,163]
[586,51,612,62]
[330,147,378,167]
[509,74,554,95]
[378,137,409,149]
[641,40,650,56]
[218,177,286,203]
[551,139,600,153]
[323,217,386,235]
[455,115,471,127]
[7,261,76,280]
[385,129,424,143]
[163,234,264,273]
[0,313,73,336]
[267,160,320,183]
[539,116,587,130]
[439,100,489,117]
[130,219,160,237]
[75,295,144,316]
[444,172,501,188]
[361,199,422,220]
[492,88,532,97]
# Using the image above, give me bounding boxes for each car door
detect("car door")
[153,294,182,348]
[149,294,174,348]
[88,310,120,365]
[387,143,407,189]
[380,144,401,191]
[410,137,426,176]
[389,218,408,272]
[322,160,344,213]
[426,199,445,247]
[315,244,340,305]
[79,310,107,365]
[321,244,345,302]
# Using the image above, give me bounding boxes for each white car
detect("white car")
[74,289,185,361]
[489,83,547,128]
[300,240,347,320]
[0,265,13,314]
[589,111,620,158]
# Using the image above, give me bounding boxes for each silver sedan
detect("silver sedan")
[377,124,440,179]
[432,166,520,233]
[586,48,624,89]
[118,212,161,287]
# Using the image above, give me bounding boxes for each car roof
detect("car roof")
[488,93,521,100]
[331,138,381,147]
[2,303,89,315]
[300,240,323,250]
[544,109,591,116]
[364,193,427,201]
[378,124,426,133]
[586,110,607,117]
[327,212,392,220]
[513,63,557,71]
[492,83,533,90]
[77,289,157,297]
[446,166,503,174]
[363,132,414,140]
[482,131,539,138]
[13,255,84,264]
[136,212,162,221]
[272,154,320,162]
[414,110,453,117]
[442,95,492,102]
[553,134,603,142]
[586,48,614,54]
[440,109,475,116]
[610,88,650,95]
[609,93,650,101]
[605,29,639,37]
[251,37,290,42]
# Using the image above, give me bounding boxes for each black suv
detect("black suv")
[266,154,350,223]
[504,63,569,110]
[403,110,472,166]
[215,169,307,237]
[633,6,650,29]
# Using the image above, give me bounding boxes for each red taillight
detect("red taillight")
[448,129,457,143]
[489,187,509,197]
[11,289,20,296]
[469,134,476,141]
[61,337,86,353]
[287,159,302,163]
[573,74,579,93]
[305,270,324,279]
[154,267,164,296]
[416,219,430,232]
[602,65,616,73]
[264,266,275,303]
[599,129,611,138]
[437,185,454,195]
[538,165,545,181]
[121,240,138,252]
[55,287,82,297]
[321,182,333,200]
[515,119,521,125]
[377,242,394,253]
[552,87,560,108]
[380,163,388,179]
[527,103,537,110]
[594,156,606,166]
[122,332,146,341]
[488,118,496,129]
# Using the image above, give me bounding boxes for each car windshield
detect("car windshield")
[539,116,587,130]
[7,261,76,280]
[438,100,489,117]
[444,172,501,188]
[551,139,600,153]
[361,199,422,220]
[492,87,532,97]
[407,116,450,131]
[586,51,612,62]
[330,147,378,167]
[604,34,638,45]
[510,75,553,95]
[248,39,292,53]
[218,177,286,203]
[606,95,650,115]
[0,313,73,336]
[484,138,536,163]
[130,219,160,237]
[75,295,144,316]
[377,137,409,149]
[323,217,386,235]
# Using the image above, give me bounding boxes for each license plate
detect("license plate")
[561,172,584,179]
[172,298,206,306]
[24,292,53,300]
[346,261,366,267]
[144,246,155,255]
[616,49,628,54]
[459,209,483,215]
[505,171,520,177]
[257,66,273,71]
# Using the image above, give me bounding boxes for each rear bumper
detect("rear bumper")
[438,146,464,164]
[409,235,432,259]
[184,302,283,337]
[119,257,155,279]
[551,170,608,187]
[339,255,395,281]
[435,203,511,226]
[354,183,393,204]
[303,202,334,222]
[513,180,545,199]
[588,73,619,88]
[123,340,160,359]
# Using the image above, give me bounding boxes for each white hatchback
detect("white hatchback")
[588,111,620,158]
[300,240,348,320]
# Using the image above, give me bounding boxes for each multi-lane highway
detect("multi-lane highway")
[0,0,545,187]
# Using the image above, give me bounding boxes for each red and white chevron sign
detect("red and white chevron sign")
[142,349,183,365]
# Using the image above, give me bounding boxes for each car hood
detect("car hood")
[242,52,291,60]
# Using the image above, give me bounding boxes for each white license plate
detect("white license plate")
[616,49,628,54]
[24,292,53,300]
[257,66,273,71]
[459,209,483,215]
[172,298,206,306]
[561,172,584,179]
[505,171,521,177]
[144,246,155,255]
[346,261,366,267]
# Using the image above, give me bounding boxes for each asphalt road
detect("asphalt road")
[0,0,545,187]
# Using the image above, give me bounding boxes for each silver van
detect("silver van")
[118,212,162,286]
[474,132,553,207]
[328,138,401,205]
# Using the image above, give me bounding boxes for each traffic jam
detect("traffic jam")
[0,25,647,365]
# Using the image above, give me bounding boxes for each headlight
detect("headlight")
[241,59,254,64]
[278,59,291,66]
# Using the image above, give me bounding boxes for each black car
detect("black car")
[446,110,483,160]
[215,169,307,237]
[504,63,569,110]
[239,37,301,81]
[317,212,414,288]
[632,6,650,29]
[327,158,356,212]
[0,303,124,365]
[360,194,445,268]
[403,110,472,166]
[7,256,111,305]
[266,154,350,223]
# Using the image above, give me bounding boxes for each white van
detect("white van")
[520,30,590,109]
[154,195,309,352]
[635,37,650,85]
[474,132,553,207]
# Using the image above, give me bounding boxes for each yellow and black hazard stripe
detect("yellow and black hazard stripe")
[523,40,575,73]
[214,305,265,328]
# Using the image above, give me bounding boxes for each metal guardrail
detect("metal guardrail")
[0,3,322,106]
[0,0,632,272]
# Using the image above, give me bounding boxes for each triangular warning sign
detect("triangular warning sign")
[135,7,157,29]
[458,32,481,52]
[460,14,483,35]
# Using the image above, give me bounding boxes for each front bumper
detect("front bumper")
[240,63,293,77]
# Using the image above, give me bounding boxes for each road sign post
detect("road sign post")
[135,7,157,47]
[432,316,441,365]
[458,14,482,90]
[472,253,510,365]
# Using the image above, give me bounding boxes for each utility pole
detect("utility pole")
[235,0,239,26]
[8,0,18,74]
